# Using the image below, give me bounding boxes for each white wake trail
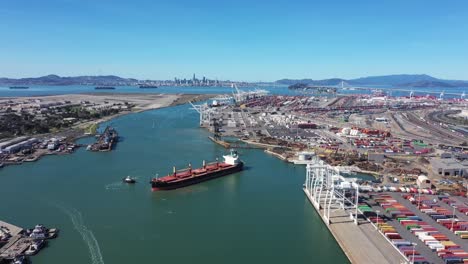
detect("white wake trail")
[54,204,105,264]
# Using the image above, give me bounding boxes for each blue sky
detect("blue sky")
[1,0,467,81]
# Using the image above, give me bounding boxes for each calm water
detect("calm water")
[0,84,465,98]
[0,103,349,264]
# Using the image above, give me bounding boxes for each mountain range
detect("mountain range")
[1,74,468,88]
[0,74,138,86]
[276,74,468,88]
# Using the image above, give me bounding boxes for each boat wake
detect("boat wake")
[54,204,105,264]
[104,181,124,191]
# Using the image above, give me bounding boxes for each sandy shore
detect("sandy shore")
[1,93,213,111]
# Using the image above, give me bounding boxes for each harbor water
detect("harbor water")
[0,84,465,98]
[0,103,349,264]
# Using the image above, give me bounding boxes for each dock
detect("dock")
[0,221,27,261]
[0,221,23,237]
[208,136,231,148]
[0,236,34,260]
[303,188,407,264]
[303,159,409,264]
[0,220,58,262]
[89,126,118,151]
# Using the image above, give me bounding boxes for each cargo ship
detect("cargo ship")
[139,85,158,89]
[9,86,29,89]
[95,86,116,90]
[150,149,243,191]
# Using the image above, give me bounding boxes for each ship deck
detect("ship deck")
[155,163,236,183]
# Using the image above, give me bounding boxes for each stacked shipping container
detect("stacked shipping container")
[403,194,468,263]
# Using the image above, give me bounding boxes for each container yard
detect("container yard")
[191,87,468,264]
[191,87,468,196]
[303,156,468,264]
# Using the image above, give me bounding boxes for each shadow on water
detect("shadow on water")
[242,165,254,171]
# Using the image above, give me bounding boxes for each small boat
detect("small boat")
[25,240,45,255]
[13,256,27,264]
[123,176,136,184]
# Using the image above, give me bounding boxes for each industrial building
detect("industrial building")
[430,157,468,177]
[0,137,39,154]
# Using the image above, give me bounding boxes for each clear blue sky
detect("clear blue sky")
[1,0,467,81]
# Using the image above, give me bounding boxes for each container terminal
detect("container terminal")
[190,85,467,196]
[303,156,467,264]
[190,85,468,264]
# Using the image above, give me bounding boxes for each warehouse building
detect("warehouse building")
[0,137,38,154]
[430,158,468,177]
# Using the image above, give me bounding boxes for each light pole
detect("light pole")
[451,205,456,231]
[417,191,421,209]
[376,210,380,230]
[411,242,417,264]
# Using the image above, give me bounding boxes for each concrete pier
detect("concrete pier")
[0,220,27,260]
[0,220,23,237]
[303,188,407,264]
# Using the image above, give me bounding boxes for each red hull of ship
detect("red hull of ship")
[151,162,243,191]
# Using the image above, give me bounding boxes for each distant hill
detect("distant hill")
[350,74,439,86]
[276,78,346,86]
[276,74,468,88]
[399,81,458,88]
[0,74,139,86]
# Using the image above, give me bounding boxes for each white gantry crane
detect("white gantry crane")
[231,83,269,104]
[439,91,445,100]
[190,101,212,127]
[304,157,361,225]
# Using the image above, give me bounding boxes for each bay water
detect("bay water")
[0,103,349,264]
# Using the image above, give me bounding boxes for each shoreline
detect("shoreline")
[0,93,214,168]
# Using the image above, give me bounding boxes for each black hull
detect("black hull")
[151,162,243,191]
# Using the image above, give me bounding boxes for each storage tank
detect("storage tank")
[417,175,431,189]
[298,152,314,161]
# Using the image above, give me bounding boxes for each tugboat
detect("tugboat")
[27,224,58,239]
[150,149,243,191]
[123,176,136,184]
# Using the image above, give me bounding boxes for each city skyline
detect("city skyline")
[1,0,468,81]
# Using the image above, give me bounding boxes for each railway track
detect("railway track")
[390,113,435,142]
[405,112,465,144]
